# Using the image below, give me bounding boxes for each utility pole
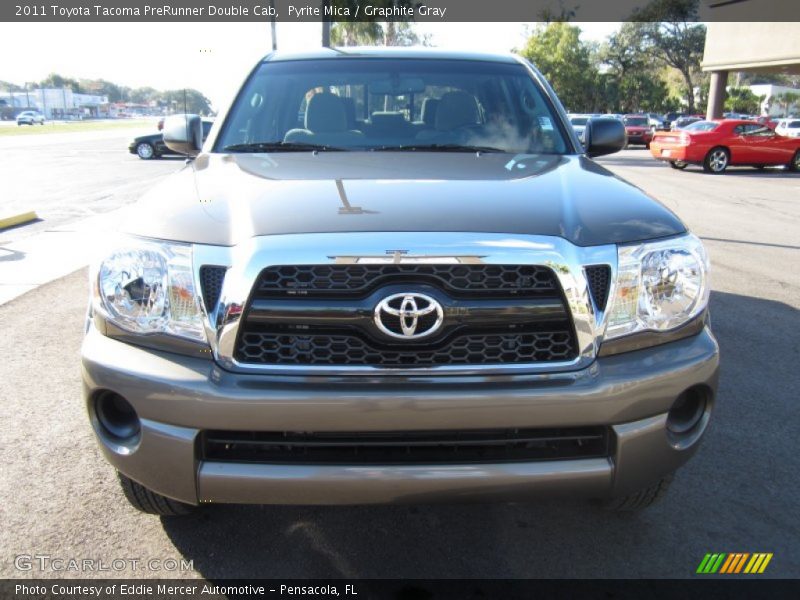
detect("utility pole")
[321,0,330,47]
[269,0,277,51]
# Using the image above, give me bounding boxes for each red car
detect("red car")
[623,114,654,147]
[650,119,800,173]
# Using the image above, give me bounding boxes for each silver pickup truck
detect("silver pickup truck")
[81,48,718,515]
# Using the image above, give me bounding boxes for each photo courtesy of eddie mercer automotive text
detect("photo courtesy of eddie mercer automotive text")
[82,47,718,517]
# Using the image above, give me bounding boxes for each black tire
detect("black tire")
[789,150,800,172]
[599,475,673,512]
[117,472,195,516]
[703,147,729,173]
[669,160,688,170]
[136,142,155,160]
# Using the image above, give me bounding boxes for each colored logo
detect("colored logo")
[696,553,773,574]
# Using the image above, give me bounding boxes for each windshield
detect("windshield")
[215,58,569,154]
[685,121,719,132]
[624,117,648,126]
[570,117,588,126]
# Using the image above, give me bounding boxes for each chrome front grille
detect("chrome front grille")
[194,232,619,375]
[233,264,577,368]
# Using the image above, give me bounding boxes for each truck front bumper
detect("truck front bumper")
[81,326,719,506]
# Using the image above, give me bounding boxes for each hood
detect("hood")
[125,152,685,247]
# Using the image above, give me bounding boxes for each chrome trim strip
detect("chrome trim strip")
[193,233,617,376]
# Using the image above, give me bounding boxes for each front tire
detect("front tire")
[136,142,155,160]
[117,472,195,516]
[599,475,673,512]
[703,147,729,174]
[669,160,688,170]
[789,150,800,172]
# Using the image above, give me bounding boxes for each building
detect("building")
[747,84,800,117]
[31,88,109,119]
[702,21,800,118]
[0,88,109,119]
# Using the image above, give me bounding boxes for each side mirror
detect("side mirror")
[163,114,203,156]
[584,118,627,158]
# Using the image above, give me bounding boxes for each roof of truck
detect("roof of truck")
[263,47,521,64]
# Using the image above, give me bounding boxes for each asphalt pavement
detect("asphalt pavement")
[0,128,181,303]
[0,139,798,579]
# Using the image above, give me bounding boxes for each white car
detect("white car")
[16,111,45,126]
[775,119,800,138]
[568,114,591,144]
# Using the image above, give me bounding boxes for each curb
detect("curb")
[0,211,38,230]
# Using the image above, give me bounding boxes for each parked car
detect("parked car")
[662,112,684,130]
[755,116,779,130]
[16,110,45,126]
[650,119,800,173]
[623,114,654,147]
[84,48,718,516]
[775,119,800,138]
[567,114,591,144]
[128,119,214,159]
[671,116,703,130]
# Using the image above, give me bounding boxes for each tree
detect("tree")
[39,73,83,92]
[162,89,213,116]
[724,88,764,114]
[772,92,800,117]
[331,21,430,47]
[630,0,707,112]
[80,78,129,103]
[384,22,431,46]
[601,22,669,113]
[128,87,159,104]
[518,22,598,112]
[331,22,383,46]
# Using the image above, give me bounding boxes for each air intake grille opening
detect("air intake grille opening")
[199,266,227,313]
[254,264,559,298]
[201,427,612,465]
[237,329,576,366]
[585,265,611,310]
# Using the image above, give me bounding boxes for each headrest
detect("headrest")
[435,91,479,131]
[306,93,347,133]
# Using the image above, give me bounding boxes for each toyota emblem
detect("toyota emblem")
[373,293,444,340]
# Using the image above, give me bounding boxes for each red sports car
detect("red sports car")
[650,119,800,173]
[623,114,654,147]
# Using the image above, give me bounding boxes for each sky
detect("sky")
[0,22,620,109]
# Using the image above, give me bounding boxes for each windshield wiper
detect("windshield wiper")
[222,141,346,153]
[372,143,506,153]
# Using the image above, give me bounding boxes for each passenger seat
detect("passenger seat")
[284,93,364,146]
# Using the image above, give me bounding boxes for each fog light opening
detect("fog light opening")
[667,387,708,435]
[94,391,140,442]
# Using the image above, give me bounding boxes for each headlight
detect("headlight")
[605,234,709,340]
[93,238,207,343]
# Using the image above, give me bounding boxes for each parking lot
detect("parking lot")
[0,132,798,579]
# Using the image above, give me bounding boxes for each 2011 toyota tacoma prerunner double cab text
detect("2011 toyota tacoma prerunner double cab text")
[81,49,719,515]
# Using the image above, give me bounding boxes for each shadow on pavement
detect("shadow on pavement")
[160,291,800,579]
[597,154,799,178]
